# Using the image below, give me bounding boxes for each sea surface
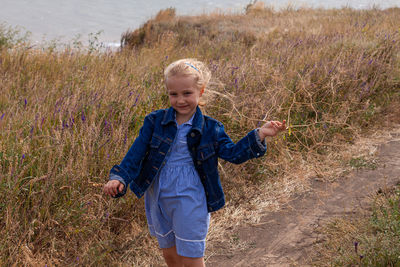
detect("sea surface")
[1,0,399,47]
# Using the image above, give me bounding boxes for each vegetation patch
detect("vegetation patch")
[311,184,400,266]
[349,156,378,170]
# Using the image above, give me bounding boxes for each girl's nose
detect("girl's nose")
[177,96,185,104]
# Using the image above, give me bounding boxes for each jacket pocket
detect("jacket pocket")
[147,134,163,161]
[197,144,216,161]
[150,134,163,148]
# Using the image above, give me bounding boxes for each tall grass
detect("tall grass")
[1,7,399,265]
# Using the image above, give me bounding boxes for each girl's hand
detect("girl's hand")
[258,120,286,140]
[103,180,125,197]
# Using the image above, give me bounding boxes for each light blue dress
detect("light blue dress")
[144,114,210,258]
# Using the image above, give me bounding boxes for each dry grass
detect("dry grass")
[1,6,400,266]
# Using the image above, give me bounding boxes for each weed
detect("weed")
[349,156,378,170]
[0,23,30,49]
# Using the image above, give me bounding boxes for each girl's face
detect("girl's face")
[166,75,204,120]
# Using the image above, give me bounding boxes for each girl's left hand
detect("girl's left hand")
[258,120,286,140]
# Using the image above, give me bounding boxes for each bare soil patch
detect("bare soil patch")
[207,126,400,266]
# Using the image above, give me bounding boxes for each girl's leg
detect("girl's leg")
[162,246,205,267]
[181,256,205,267]
[162,246,182,267]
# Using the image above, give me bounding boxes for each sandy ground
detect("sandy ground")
[207,126,400,266]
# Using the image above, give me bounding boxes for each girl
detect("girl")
[103,59,286,267]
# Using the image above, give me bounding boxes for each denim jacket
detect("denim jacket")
[109,106,266,212]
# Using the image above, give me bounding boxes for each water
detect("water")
[1,0,399,47]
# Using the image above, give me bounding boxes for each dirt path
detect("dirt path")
[207,128,400,266]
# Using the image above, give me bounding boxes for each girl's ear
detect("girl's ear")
[199,86,205,96]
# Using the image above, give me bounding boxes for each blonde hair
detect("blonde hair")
[164,58,211,91]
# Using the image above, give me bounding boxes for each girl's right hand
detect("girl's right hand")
[103,180,125,197]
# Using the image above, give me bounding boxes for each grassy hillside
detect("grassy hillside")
[1,6,399,266]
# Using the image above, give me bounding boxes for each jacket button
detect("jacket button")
[190,132,195,137]
[197,161,201,165]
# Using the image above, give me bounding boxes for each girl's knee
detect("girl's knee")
[162,246,181,266]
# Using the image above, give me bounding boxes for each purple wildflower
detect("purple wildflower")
[39,117,46,128]
[354,241,358,254]
[24,99,27,108]
[0,113,5,120]
[368,59,373,65]
[132,95,139,107]
[22,154,25,159]
[128,91,133,97]
[30,126,34,135]
[124,133,127,145]
[81,111,86,122]
[165,56,168,59]
[323,123,328,129]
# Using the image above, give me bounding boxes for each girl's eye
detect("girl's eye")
[184,92,192,95]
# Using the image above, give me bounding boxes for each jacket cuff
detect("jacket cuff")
[109,174,127,198]
[246,129,267,158]
[109,174,126,186]
[255,128,267,151]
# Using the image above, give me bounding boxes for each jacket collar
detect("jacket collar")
[161,106,204,134]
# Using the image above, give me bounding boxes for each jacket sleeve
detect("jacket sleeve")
[108,113,155,195]
[216,123,267,164]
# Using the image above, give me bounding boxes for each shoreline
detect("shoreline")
[2,5,399,49]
